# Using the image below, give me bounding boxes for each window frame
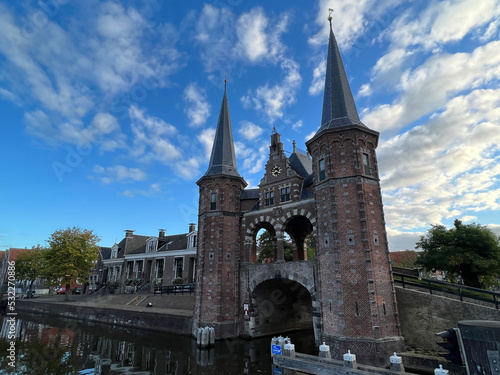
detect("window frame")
[319,158,326,181]
[280,186,291,202]
[210,192,217,210]
[265,190,275,206]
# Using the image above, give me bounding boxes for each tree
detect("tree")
[306,233,316,260]
[416,219,500,288]
[257,231,293,262]
[45,227,100,301]
[15,246,49,298]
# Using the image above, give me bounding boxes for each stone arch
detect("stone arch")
[248,274,315,338]
[281,210,316,261]
[245,217,280,263]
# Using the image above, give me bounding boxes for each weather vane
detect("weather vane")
[328,8,334,24]
[224,72,228,88]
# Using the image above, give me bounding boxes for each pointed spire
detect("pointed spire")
[318,14,365,133]
[203,83,241,179]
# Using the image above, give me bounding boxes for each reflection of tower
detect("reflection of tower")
[305,16,404,363]
[193,82,247,339]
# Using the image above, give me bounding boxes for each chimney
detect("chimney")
[189,223,196,233]
[125,230,134,238]
[159,229,166,237]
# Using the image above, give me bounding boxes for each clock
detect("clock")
[271,165,282,177]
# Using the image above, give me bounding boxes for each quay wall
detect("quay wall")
[16,301,193,336]
[396,287,500,351]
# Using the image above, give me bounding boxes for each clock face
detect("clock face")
[271,165,282,177]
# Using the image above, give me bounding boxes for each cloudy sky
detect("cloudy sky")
[1,0,499,252]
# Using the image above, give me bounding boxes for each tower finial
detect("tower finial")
[328,8,333,26]
[224,72,228,90]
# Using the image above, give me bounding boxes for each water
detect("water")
[0,313,316,374]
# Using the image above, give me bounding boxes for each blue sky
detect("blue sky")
[1,0,500,252]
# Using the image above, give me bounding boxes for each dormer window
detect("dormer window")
[146,238,158,252]
[210,193,217,210]
[188,233,198,248]
[280,187,291,202]
[265,191,274,206]
[362,153,372,175]
[319,159,326,181]
[111,244,118,259]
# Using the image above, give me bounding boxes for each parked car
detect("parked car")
[72,287,82,295]
[56,287,66,295]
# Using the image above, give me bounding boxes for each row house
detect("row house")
[99,224,197,293]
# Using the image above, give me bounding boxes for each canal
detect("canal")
[0,313,316,374]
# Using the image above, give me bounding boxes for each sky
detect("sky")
[1,0,500,252]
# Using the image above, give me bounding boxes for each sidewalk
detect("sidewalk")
[23,292,195,317]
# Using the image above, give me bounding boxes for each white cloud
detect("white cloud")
[197,128,216,160]
[309,58,326,96]
[120,183,161,198]
[183,83,211,127]
[194,5,290,72]
[379,88,500,233]
[129,105,181,163]
[242,58,302,120]
[93,165,147,184]
[0,2,183,149]
[239,121,263,140]
[292,120,303,131]
[362,40,500,133]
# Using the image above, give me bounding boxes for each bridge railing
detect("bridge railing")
[393,272,500,310]
[154,283,195,295]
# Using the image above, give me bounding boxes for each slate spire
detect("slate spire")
[203,82,241,179]
[318,17,365,132]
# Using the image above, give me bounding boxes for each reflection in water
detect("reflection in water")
[0,313,315,374]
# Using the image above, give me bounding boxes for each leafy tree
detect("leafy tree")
[306,233,316,260]
[15,246,49,298]
[392,250,418,269]
[257,231,293,262]
[416,220,500,289]
[45,227,100,301]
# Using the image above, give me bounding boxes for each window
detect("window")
[174,257,184,279]
[146,238,158,252]
[280,187,291,202]
[319,159,326,181]
[210,193,217,210]
[265,191,274,206]
[191,235,197,248]
[136,261,143,278]
[156,259,164,278]
[363,153,372,175]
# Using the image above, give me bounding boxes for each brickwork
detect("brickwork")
[306,126,403,362]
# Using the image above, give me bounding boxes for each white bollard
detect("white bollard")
[319,342,331,359]
[390,352,405,372]
[197,328,203,346]
[434,365,449,375]
[283,338,295,357]
[343,350,357,369]
[209,327,215,346]
[200,327,209,348]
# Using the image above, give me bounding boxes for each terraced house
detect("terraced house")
[99,224,197,293]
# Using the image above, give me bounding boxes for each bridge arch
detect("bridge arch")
[249,277,314,337]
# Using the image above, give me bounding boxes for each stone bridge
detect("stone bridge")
[239,260,321,340]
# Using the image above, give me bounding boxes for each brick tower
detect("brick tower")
[193,82,247,339]
[305,16,404,363]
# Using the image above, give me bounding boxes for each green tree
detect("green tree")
[15,246,49,298]
[257,231,293,262]
[306,233,316,260]
[416,220,500,288]
[45,227,100,301]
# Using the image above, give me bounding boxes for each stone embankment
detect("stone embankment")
[16,293,195,336]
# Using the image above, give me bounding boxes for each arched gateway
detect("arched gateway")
[193,18,404,366]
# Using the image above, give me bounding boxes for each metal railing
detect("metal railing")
[154,283,195,295]
[393,272,500,309]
